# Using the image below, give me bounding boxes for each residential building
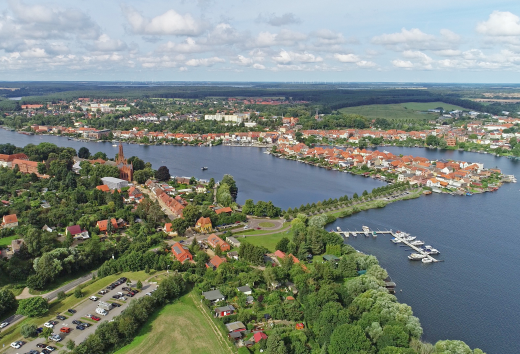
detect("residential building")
[0,153,28,168]
[97,218,118,232]
[215,207,232,215]
[12,159,39,174]
[96,185,110,192]
[207,234,230,251]
[1,214,18,228]
[206,255,227,269]
[226,236,241,248]
[237,285,252,295]
[202,289,225,302]
[66,225,90,239]
[195,217,213,233]
[204,113,243,124]
[171,242,192,263]
[215,305,235,318]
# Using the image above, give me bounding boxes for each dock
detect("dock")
[333,228,441,263]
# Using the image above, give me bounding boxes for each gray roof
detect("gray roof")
[101,177,127,183]
[237,285,252,293]
[225,321,246,332]
[215,305,235,312]
[202,289,225,301]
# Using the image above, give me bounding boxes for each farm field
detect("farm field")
[115,291,233,354]
[339,101,466,120]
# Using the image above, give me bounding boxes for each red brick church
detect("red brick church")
[116,143,133,182]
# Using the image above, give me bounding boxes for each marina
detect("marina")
[334,227,441,263]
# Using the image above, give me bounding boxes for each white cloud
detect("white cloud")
[121,5,204,36]
[257,12,301,26]
[372,28,460,51]
[392,59,414,68]
[185,57,225,67]
[356,60,377,68]
[272,50,322,64]
[93,34,127,52]
[253,29,307,47]
[334,53,360,63]
[157,38,205,53]
[476,11,520,36]
[253,63,266,70]
[434,49,461,57]
[207,23,247,45]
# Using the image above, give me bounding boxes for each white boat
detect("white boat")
[337,227,341,231]
[352,232,357,237]
[410,240,424,246]
[112,144,117,147]
[408,253,426,260]
[391,238,401,244]
[422,258,433,263]
[362,226,370,233]
[403,236,417,241]
[424,247,440,255]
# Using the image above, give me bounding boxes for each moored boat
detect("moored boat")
[408,253,426,260]
[410,240,425,246]
[422,258,433,263]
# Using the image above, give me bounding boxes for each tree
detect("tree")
[134,169,153,184]
[190,176,197,185]
[57,291,67,301]
[41,326,53,340]
[242,199,255,215]
[328,324,372,354]
[266,331,288,354]
[183,204,201,226]
[275,237,290,253]
[78,147,90,159]
[21,323,38,338]
[67,339,76,350]
[136,280,143,290]
[0,289,17,317]
[366,264,388,281]
[92,151,108,160]
[17,297,49,317]
[127,156,145,171]
[37,162,47,175]
[74,286,84,298]
[155,166,170,181]
[208,178,215,189]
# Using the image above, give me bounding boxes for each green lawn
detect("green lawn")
[339,101,466,120]
[242,229,293,252]
[114,290,233,354]
[0,235,18,247]
[258,222,275,228]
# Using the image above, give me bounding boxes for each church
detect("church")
[116,143,133,182]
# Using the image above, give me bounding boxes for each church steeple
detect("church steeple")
[116,143,126,165]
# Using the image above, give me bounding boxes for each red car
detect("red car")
[91,316,101,321]
[60,327,71,333]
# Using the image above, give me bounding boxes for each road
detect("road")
[3,278,153,354]
[1,273,95,336]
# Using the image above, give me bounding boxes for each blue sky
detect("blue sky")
[1,0,520,82]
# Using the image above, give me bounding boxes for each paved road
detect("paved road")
[3,278,153,354]
[1,273,95,335]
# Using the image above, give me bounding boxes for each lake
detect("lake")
[1,130,518,353]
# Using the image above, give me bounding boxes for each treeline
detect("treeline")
[242,199,283,218]
[73,274,186,354]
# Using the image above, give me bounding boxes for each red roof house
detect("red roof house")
[253,332,268,343]
[171,242,193,263]
[97,218,118,232]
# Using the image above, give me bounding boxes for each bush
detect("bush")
[21,324,38,338]
[57,291,67,301]
[17,297,49,317]
[74,287,83,298]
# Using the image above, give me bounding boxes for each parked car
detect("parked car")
[27,350,39,354]
[126,293,134,297]
[111,303,121,307]
[98,290,108,295]
[44,322,54,328]
[49,320,59,325]
[60,327,71,333]
[49,334,62,342]
[36,327,43,333]
[37,343,47,348]
[0,322,9,328]
[79,322,91,327]
[91,316,101,321]
[10,341,24,349]
[56,315,66,320]
[119,296,126,301]
[76,325,85,330]
[122,287,131,292]
[145,292,152,296]
[46,345,56,351]
[89,296,99,301]
[42,349,52,354]
[67,309,76,314]
[112,294,121,299]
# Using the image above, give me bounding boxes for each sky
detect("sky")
[1,0,520,82]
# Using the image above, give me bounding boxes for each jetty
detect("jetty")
[333,227,441,263]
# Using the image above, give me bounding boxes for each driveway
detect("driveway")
[3,278,153,354]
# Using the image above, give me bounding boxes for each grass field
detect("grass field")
[0,235,18,247]
[258,222,275,228]
[115,291,233,354]
[339,101,466,120]
[240,229,293,252]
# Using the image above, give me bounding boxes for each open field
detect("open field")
[339,101,466,120]
[0,235,18,247]
[238,229,293,252]
[258,222,275,228]
[115,291,233,354]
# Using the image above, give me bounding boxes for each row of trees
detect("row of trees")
[242,199,283,218]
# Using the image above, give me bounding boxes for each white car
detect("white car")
[0,322,9,328]
[49,334,62,342]
[119,296,126,301]
[44,322,54,328]
[10,341,23,349]
[145,292,151,296]
[89,296,99,301]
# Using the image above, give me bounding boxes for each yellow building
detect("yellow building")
[195,217,213,233]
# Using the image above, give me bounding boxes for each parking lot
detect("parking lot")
[4,279,154,354]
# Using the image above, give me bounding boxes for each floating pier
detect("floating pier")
[333,227,441,263]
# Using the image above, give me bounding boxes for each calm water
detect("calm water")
[1,131,519,353]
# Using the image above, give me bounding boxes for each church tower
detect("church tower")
[116,143,133,182]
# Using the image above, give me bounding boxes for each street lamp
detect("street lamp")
[167,265,170,274]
